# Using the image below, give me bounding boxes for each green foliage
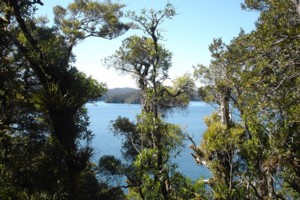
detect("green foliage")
[0,0,127,199]
[105,91,141,104]
[104,35,173,87]
[3,0,300,199]
[54,0,130,41]
[196,113,244,199]
[193,0,300,199]
[104,3,201,200]
[98,155,123,177]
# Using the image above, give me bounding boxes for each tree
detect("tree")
[1,0,129,198]
[193,0,300,199]
[239,1,300,198]
[104,3,196,200]
[192,36,247,199]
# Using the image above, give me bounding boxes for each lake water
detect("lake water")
[86,101,215,180]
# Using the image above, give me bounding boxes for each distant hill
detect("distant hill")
[100,87,201,104]
[104,87,138,96]
[101,88,141,104]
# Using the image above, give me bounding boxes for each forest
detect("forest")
[101,88,200,104]
[101,88,141,104]
[0,0,300,199]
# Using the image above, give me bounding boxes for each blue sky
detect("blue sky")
[36,0,259,88]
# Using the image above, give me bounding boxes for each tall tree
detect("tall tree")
[193,0,300,199]
[192,37,246,199]
[104,3,196,200]
[1,0,129,198]
[240,1,300,197]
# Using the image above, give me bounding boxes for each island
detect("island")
[101,87,201,104]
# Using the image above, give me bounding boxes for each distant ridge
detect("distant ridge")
[100,87,141,104]
[100,87,201,104]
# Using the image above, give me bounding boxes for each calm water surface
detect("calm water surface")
[86,101,215,180]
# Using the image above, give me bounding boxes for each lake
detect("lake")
[86,101,215,180]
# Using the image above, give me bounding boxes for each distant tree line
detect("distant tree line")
[101,88,141,104]
[105,91,140,104]
[102,88,200,104]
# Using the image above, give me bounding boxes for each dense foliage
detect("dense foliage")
[191,0,300,199]
[102,4,196,200]
[103,88,141,104]
[0,0,128,199]
[102,88,200,104]
[1,0,300,199]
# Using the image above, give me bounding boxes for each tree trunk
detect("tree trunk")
[219,87,231,129]
[219,86,234,199]
[68,169,80,200]
[157,141,169,200]
[266,172,275,200]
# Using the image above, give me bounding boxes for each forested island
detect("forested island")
[1,0,300,200]
[101,88,201,104]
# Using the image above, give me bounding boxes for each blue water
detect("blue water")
[86,101,215,180]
